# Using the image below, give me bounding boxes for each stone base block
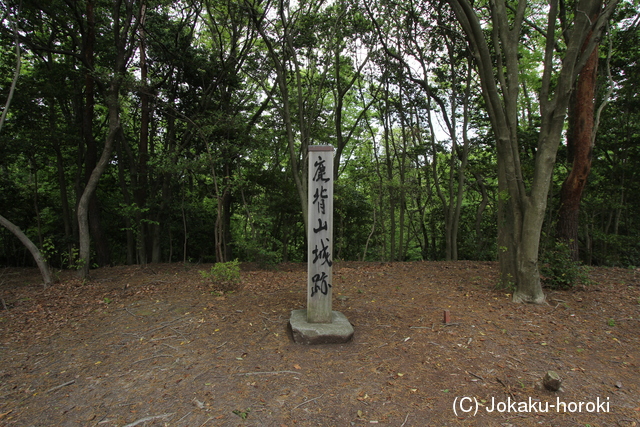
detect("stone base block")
[289,309,354,345]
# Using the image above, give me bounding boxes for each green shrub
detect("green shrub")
[540,239,591,290]
[200,259,241,291]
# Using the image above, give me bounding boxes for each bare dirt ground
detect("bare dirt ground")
[0,261,639,427]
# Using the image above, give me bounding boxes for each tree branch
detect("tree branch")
[0,13,21,138]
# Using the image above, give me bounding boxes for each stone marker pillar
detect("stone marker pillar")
[289,145,354,344]
[307,145,334,323]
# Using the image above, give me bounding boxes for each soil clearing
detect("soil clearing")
[0,261,638,427]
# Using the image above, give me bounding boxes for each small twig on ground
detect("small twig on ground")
[468,371,485,381]
[198,417,214,427]
[162,343,179,351]
[170,327,188,341]
[409,326,430,329]
[508,355,523,364]
[292,394,324,409]
[496,377,516,399]
[400,412,410,427]
[549,303,561,314]
[122,413,175,427]
[176,412,192,423]
[443,322,460,327]
[124,307,141,317]
[236,370,300,376]
[260,315,281,323]
[46,380,75,394]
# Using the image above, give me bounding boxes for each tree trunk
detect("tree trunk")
[0,214,52,287]
[54,143,74,263]
[446,0,615,303]
[78,83,120,278]
[151,172,171,263]
[0,10,20,136]
[556,32,599,261]
[382,93,396,261]
[80,0,110,268]
[116,137,136,265]
[473,172,489,255]
[78,0,140,277]
[135,3,149,265]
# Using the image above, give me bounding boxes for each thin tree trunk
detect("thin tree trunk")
[81,0,110,268]
[135,3,149,265]
[181,197,188,263]
[383,95,396,262]
[78,84,120,278]
[54,144,73,262]
[0,215,52,287]
[78,0,140,277]
[117,137,136,264]
[473,172,489,255]
[0,11,20,137]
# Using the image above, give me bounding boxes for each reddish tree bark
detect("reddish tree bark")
[556,39,599,261]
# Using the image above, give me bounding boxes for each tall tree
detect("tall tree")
[0,4,52,286]
[446,0,618,302]
[80,0,111,268]
[556,43,599,261]
[556,3,614,261]
[248,0,335,233]
[77,0,143,278]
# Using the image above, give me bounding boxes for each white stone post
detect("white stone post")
[307,145,334,323]
[288,144,353,344]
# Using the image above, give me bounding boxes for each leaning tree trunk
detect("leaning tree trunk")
[0,214,52,287]
[77,83,120,278]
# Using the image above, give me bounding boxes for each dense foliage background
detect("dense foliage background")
[0,0,638,274]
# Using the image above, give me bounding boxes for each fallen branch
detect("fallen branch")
[122,413,175,427]
[46,380,75,394]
